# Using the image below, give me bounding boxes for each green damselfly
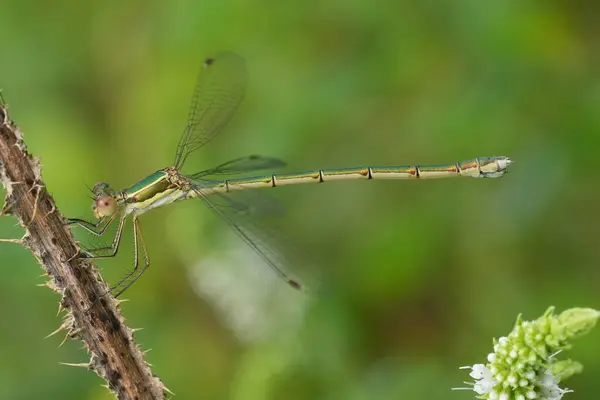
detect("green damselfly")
[67,52,512,296]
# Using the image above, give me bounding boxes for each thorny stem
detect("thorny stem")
[0,99,167,399]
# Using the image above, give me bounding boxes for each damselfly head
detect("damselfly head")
[93,194,117,218]
[93,182,114,196]
[92,182,117,218]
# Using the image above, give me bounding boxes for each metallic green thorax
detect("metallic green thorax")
[121,169,187,217]
[124,171,172,203]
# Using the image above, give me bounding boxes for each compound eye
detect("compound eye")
[93,195,117,218]
[93,182,114,197]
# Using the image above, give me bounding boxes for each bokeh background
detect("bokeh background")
[1,1,599,399]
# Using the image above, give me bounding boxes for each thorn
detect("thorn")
[109,297,122,306]
[0,200,13,216]
[131,327,144,333]
[68,327,82,338]
[143,348,152,354]
[58,332,70,348]
[0,238,23,244]
[57,301,65,316]
[59,362,90,369]
[45,324,66,339]
[163,385,175,395]
[52,318,75,346]
[25,183,44,227]
[100,384,111,391]
[37,280,58,291]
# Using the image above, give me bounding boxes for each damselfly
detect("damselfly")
[67,52,512,296]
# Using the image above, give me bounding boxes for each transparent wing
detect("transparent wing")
[174,52,247,169]
[192,182,312,291]
[188,155,286,179]
[209,189,286,219]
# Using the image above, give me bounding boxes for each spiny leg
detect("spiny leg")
[0,179,26,216]
[110,216,141,294]
[77,213,126,259]
[65,213,118,260]
[112,216,150,297]
[66,213,117,237]
[65,213,128,307]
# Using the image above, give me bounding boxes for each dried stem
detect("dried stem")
[0,99,167,399]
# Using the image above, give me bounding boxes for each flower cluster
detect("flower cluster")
[454,307,599,399]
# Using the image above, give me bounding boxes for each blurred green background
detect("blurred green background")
[1,1,599,399]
